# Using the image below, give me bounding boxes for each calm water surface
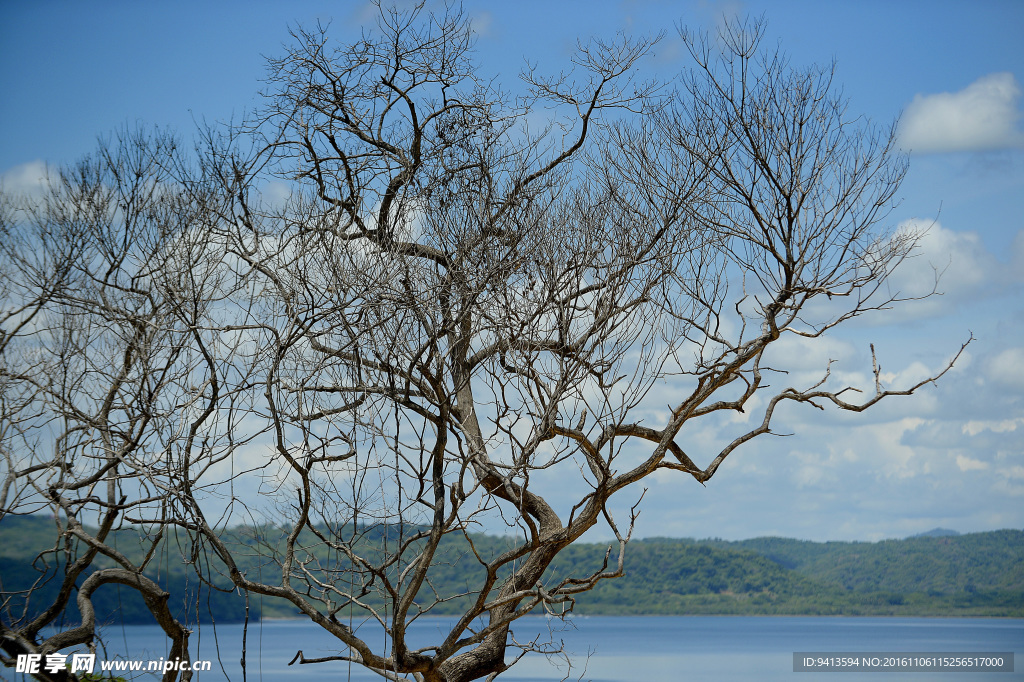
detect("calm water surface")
[47,616,1024,681]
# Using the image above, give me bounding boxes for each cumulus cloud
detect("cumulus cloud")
[985,347,1024,388]
[956,454,989,472]
[760,333,856,373]
[0,160,50,198]
[879,219,1005,318]
[899,72,1024,154]
[962,417,1023,437]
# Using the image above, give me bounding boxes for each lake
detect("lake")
[36,616,1023,681]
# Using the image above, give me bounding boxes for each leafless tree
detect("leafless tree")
[0,129,219,681]
[1,5,966,682]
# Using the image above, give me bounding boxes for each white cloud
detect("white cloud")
[985,348,1024,388]
[955,454,989,472]
[1,160,50,198]
[879,219,1004,318]
[899,72,1024,154]
[962,417,1022,437]
[761,333,856,373]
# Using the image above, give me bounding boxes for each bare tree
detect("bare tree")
[1,5,965,682]
[0,129,219,681]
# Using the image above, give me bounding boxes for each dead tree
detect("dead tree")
[1,5,965,682]
[0,130,211,681]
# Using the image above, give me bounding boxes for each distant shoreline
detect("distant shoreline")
[250,606,1024,619]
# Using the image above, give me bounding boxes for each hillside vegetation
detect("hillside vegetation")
[1,517,1020,623]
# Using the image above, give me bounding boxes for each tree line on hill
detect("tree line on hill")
[2,516,1020,625]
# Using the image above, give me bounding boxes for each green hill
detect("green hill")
[1,517,1020,622]
[711,531,1024,594]
[0,516,248,625]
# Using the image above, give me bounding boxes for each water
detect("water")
[29,616,1024,681]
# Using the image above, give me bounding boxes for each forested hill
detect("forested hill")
[1,517,1020,621]
[562,531,1024,616]
[702,531,1024,596]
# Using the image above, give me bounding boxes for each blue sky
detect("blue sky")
[2,0,1022,542]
